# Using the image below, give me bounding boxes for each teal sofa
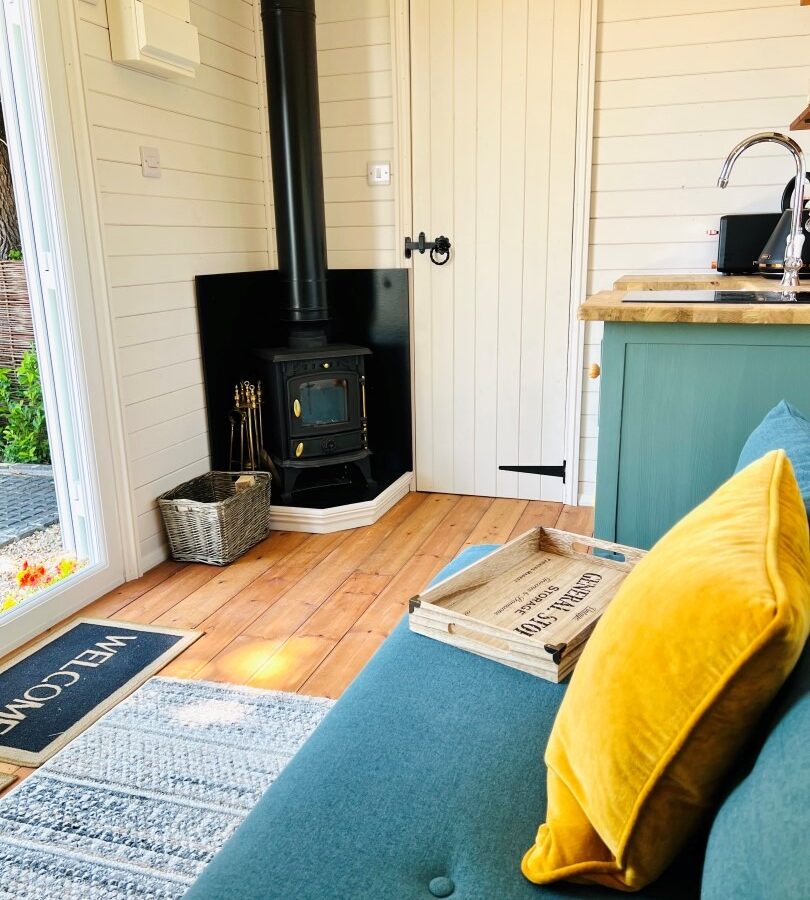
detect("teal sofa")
[186,546,809,900]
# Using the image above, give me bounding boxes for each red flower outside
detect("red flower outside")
[16,560,49,589]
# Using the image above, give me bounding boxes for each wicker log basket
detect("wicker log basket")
[158,471,272,566]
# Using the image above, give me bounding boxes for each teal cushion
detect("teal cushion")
[700,642,809,899]
[186,546,703,900]
[736,400,810,513]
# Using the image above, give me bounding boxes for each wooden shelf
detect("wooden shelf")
[791,101,810,131]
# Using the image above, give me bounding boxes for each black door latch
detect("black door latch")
[404,232,452,265]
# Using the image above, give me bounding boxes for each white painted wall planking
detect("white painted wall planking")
[75,0,274,571]
[74,0,398,571]
[578,0,810,505]
[314,0,396,269]
[254,0,397,270]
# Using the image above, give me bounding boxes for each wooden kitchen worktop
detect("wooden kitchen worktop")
[579,274,810,325]
[611,274,810,292]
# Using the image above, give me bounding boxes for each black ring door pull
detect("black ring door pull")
[430,236,451,265]
[404,232,452,265]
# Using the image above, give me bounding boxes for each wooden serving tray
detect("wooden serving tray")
[409,527,646,682]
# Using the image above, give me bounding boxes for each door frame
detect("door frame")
[39,0,138,578]
[390,0,597,506]
[389,0,416,493]
[564,0,598,508]
[0,0,138,655]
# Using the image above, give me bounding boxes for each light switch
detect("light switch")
[140,146,161,178]
[367,161,391,186]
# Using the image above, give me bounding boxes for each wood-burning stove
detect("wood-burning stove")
[196,1,412,507]
[257,343,373,501]
[247,0,377,503]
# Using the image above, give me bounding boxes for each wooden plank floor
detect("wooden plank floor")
[0,493,592,795]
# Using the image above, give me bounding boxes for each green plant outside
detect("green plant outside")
[6,249,21,261]
[0,346,49,463]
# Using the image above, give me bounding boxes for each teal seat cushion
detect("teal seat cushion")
[736,400,810,513]
[186,546,703,900]
[701,642,809,899]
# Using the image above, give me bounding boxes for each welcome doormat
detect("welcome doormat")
[0,619,199,766]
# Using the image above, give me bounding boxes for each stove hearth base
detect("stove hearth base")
[268,470,413,533]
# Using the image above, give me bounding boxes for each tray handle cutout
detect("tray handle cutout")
[539,528,646,568]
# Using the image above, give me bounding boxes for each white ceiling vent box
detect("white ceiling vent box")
[108,0,200,79]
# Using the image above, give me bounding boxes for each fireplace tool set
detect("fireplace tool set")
[229,381,267,471]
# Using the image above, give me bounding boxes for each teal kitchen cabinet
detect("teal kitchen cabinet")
[594,322,810,550]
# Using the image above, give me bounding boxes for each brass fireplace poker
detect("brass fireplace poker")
[229,380,267,471]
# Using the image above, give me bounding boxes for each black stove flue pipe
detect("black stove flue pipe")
[261,0,329,347]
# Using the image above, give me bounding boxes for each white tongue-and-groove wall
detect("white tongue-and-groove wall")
[579,0,810,504]
[74,0,394,571]
[318,0,396,268]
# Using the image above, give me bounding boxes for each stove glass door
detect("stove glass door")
[298,377,350,426]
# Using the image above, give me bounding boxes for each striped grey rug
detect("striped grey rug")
[0,677,333,899]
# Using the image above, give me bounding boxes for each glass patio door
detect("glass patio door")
[0,0,128,655]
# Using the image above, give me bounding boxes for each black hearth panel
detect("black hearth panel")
[195,268,412,507]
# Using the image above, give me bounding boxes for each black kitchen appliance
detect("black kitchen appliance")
[758,176,810,279]
[717,213,781,274]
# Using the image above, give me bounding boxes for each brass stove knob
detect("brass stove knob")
[293,398,301,417]
[295,442,304,458]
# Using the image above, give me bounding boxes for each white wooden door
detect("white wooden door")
[410,0,583,501]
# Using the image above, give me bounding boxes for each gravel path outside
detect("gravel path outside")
[0,523,64,599]
[0,465,59,546]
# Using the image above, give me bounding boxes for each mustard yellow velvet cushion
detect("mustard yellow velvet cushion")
[522,449,810,892]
